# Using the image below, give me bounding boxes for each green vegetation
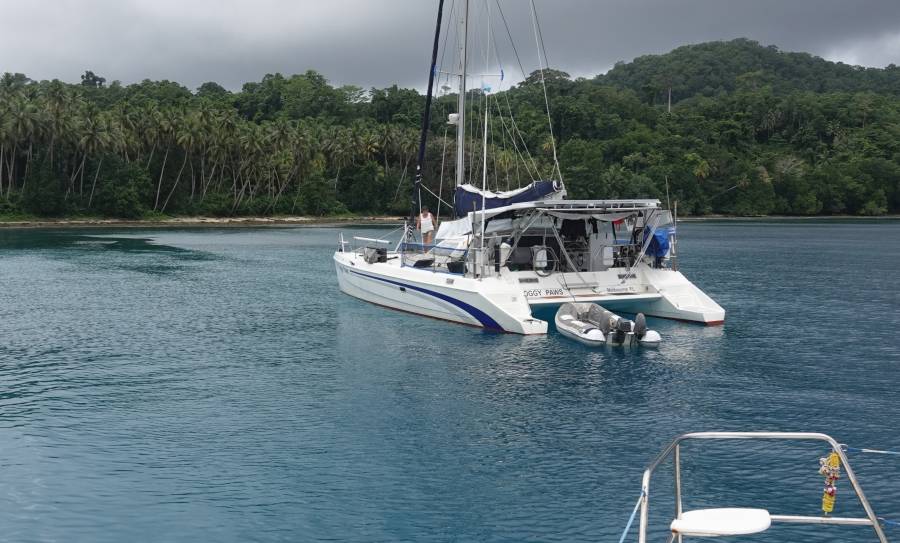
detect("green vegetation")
[1,39,898,219]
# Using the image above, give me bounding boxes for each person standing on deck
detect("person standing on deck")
[416,206,436,248]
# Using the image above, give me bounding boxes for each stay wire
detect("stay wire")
[500,89,541,182]
[529,0,563,183]
[436,126,449,224]
[495,96,540,183]
[491,97,536,182]
[494,0,528,81]
[436,0,456,85]
[494,0,541,185]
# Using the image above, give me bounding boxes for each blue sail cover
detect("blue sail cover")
[454,181,559,217]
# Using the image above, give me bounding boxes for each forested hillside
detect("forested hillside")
[597,38,900,102]
[1,38,898,219]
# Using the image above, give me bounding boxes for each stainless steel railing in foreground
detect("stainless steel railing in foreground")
[633,432,888,543]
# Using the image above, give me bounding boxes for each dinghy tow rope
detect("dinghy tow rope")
[841,444,900,456]
[841,442,900,529]
[617,490,644,543]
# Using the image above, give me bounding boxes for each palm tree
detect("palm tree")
[78,109,112,206]
[350,122,379,164]
[397,127,418,184]
[111,102,138,162]
[41,80,73,169]
[151,108,176,210]
[176,111,201,202]
[214,111,241,197]
[323,126,352,192]
[159,109,198,213]
[0,91,13,194]
[230,122,265,211]
[194,102,222,200]
[378,124,399,178]
[6,95,44,194]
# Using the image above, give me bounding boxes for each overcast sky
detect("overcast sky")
[3,0,900,92]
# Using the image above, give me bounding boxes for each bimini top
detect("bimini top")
[454,180,563,217]
[464,198,662,220]
[436,197,666,240]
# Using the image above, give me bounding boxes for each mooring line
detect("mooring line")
[842,445,900,456]
[618,490,645,543]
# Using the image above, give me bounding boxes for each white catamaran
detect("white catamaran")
[334,0,724,334]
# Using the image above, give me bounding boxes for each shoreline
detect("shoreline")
[0,214,898,229]
[0,216,407,229]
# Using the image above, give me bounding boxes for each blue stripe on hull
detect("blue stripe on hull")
[346,268,504,331]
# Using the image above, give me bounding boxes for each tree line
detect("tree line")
[0,38,898,219]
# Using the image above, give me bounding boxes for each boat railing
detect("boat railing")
[339,235,392,254]
[632,432,887,543]
[398,241,469,274]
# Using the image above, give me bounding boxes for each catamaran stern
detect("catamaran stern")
[524,267,725,325]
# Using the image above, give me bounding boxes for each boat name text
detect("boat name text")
[523,288,566,297]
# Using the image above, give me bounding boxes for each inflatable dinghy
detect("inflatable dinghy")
[555,302,661,347]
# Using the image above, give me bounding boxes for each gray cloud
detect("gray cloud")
[2,0,900,92]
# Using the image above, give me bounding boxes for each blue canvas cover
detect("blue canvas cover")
[454,181,559,218]
[645,227,673,257]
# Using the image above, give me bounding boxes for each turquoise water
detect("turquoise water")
[1,222,898,542]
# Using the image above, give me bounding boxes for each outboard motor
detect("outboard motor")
[611,317,632,344]
[634,312,662,346]
[633,313,647,340]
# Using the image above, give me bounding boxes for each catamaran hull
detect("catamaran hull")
[335,253,723,334]
[334,252,548,334]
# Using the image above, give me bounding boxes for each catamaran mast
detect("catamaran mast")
[455,0,469,189]
[411,0,446,224]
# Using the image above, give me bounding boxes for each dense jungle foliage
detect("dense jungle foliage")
[1,38,898,219]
